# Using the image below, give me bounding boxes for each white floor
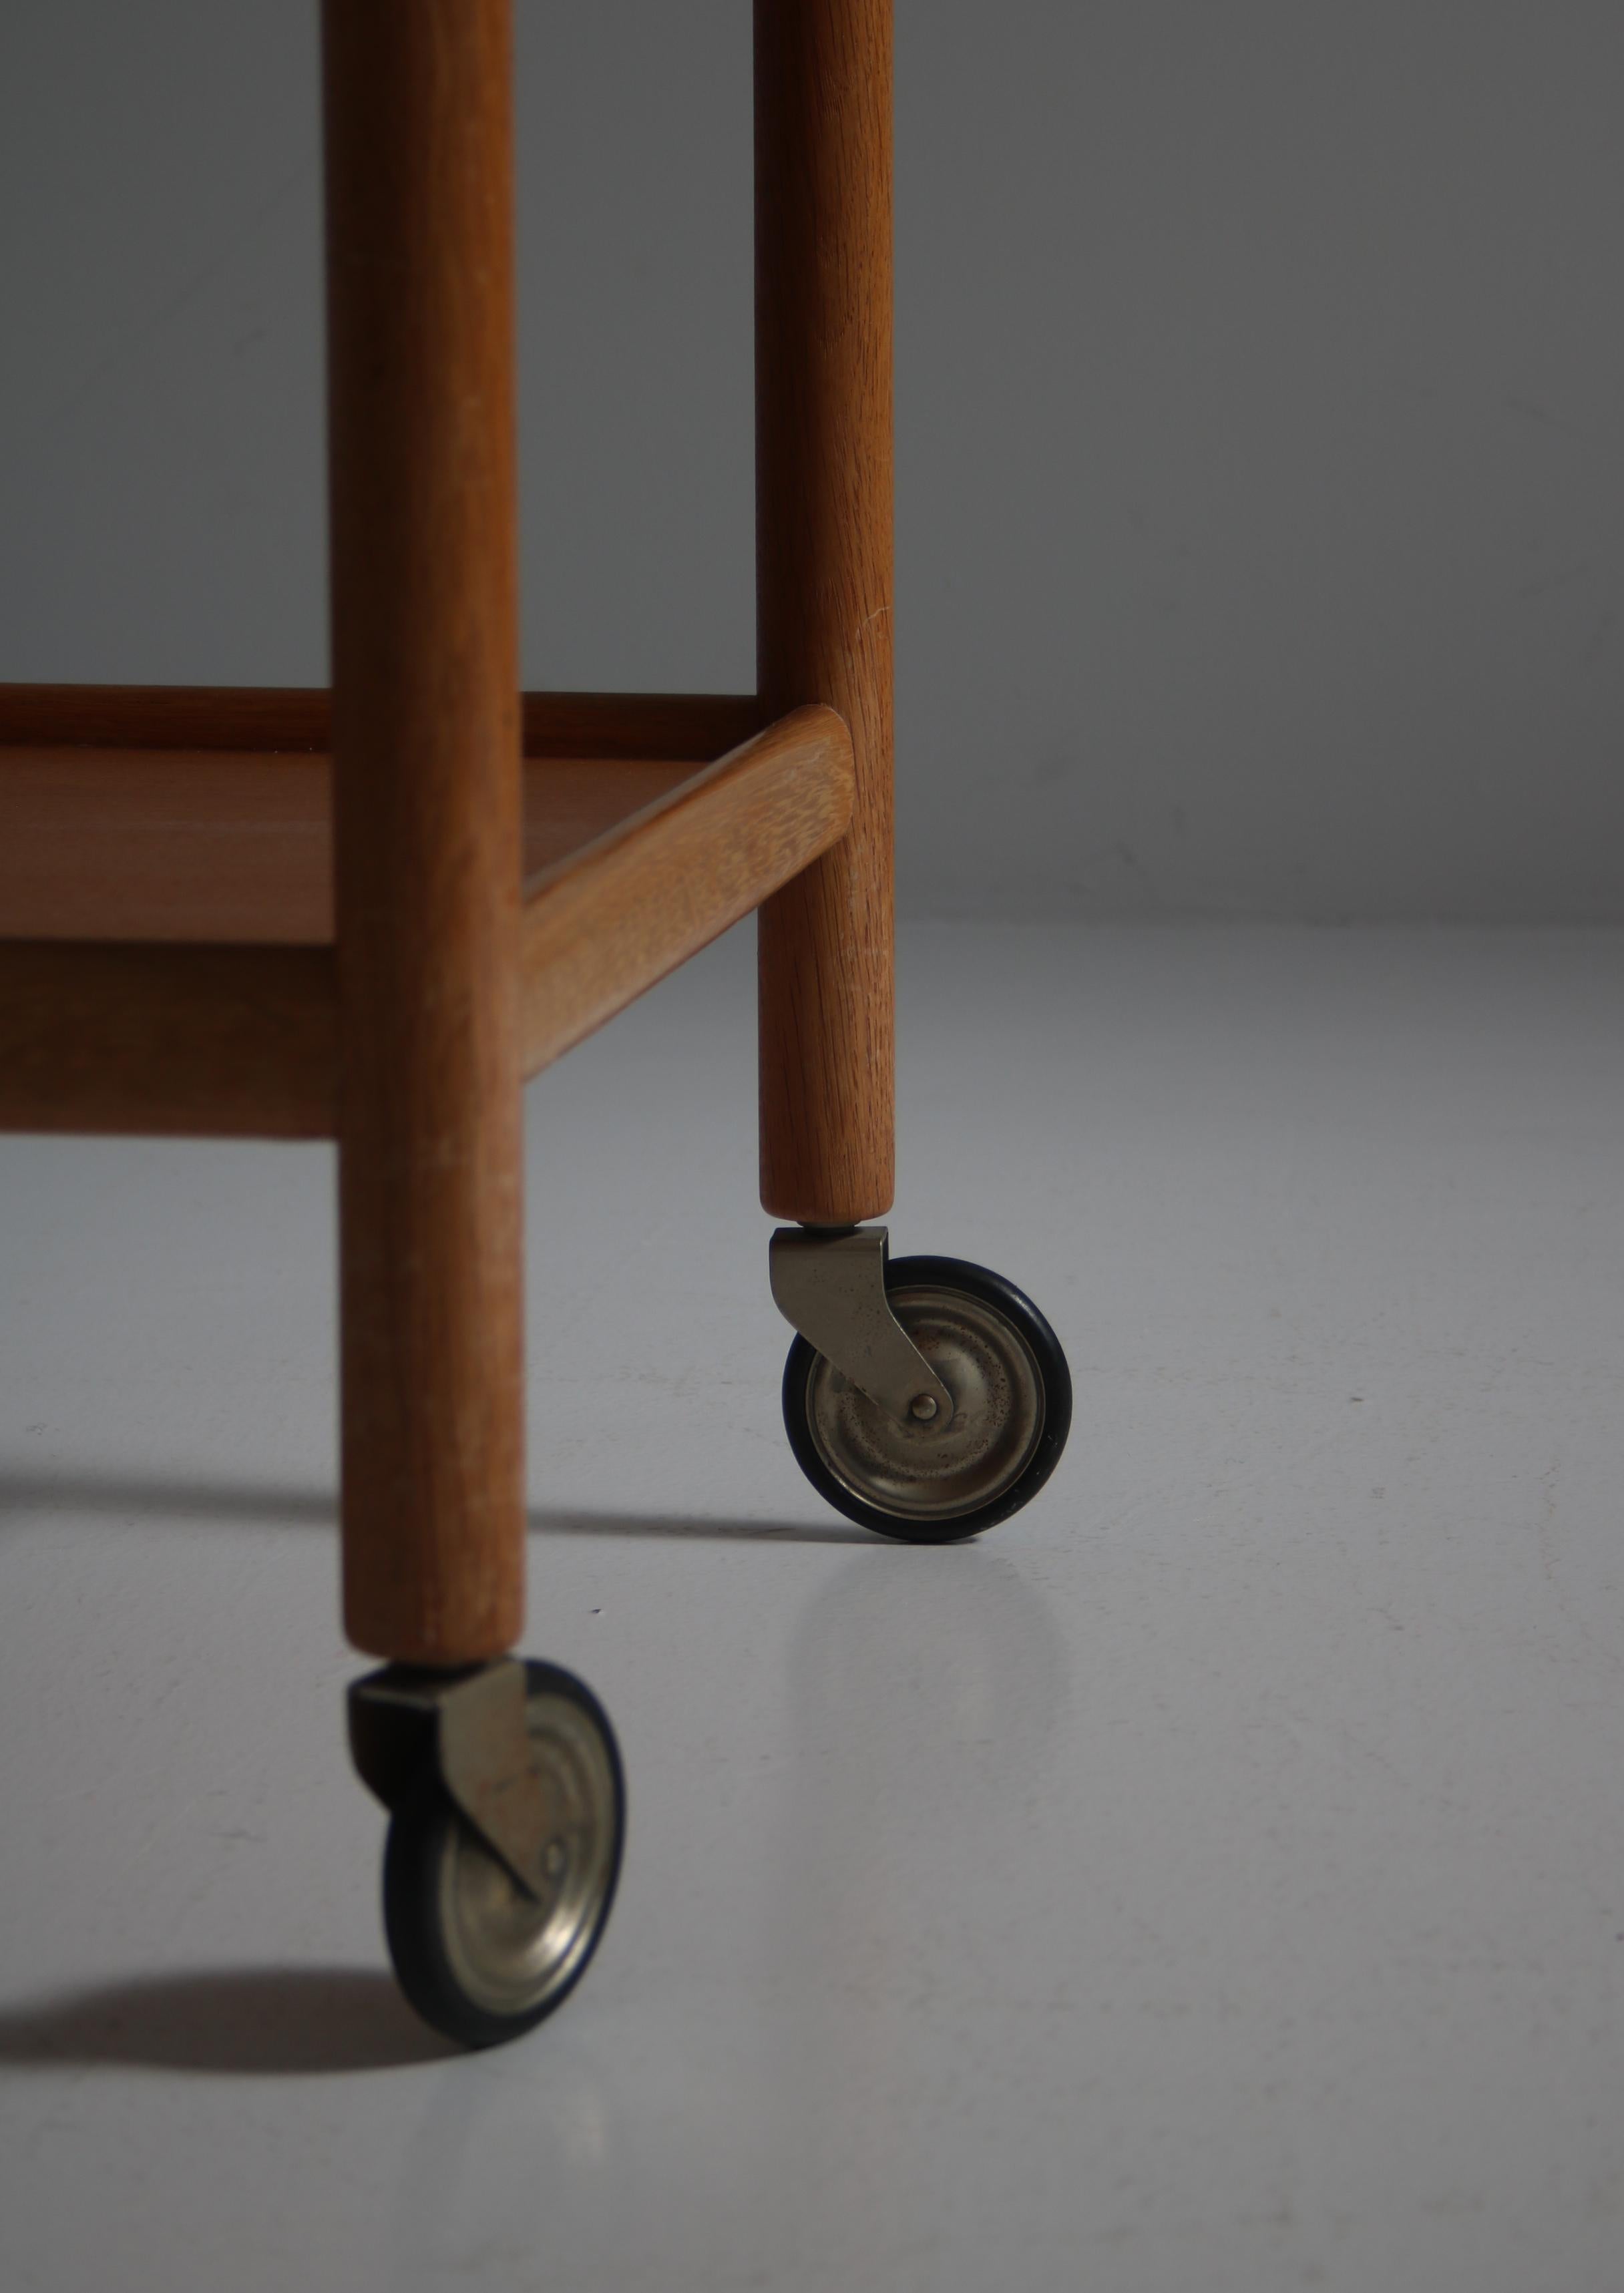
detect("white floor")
[1,923,1621,2293]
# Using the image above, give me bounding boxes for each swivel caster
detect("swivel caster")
[349,1657,624,2049]
[771,1227,1072,1542]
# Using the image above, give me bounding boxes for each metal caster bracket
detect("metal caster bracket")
[769,1224,955,1428]
[349,1659,557,1901]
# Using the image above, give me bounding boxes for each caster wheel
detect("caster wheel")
[782,1254,1072,1542]
[383,1661,624,2048]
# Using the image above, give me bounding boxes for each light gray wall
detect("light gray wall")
[2,2,1622,919]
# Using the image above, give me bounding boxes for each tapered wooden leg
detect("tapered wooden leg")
[323,0,524,1662]
[755,0,895,1225]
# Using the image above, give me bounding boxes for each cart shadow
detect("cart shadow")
[0,1469,870,1544]
[534,1504,871,1546]
[0,1967,460,2075]
[0,1470,339,1530]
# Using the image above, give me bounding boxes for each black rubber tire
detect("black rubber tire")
[781,1254,1072,1543]
[383,1661,625,2049]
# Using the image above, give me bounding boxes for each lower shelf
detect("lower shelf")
[0,702,854,1138]
[0,749,696,946]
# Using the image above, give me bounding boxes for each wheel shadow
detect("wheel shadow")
[0,1967,459,2075]
[0,1468,869,1545]
[533,1504,871,1547]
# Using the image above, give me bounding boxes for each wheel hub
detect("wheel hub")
[437,1691,618,2020]
[805,1281,1046,1522]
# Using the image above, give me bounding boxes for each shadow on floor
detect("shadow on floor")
[0,1468,869,1544]
[534,1505,871,1547]
[0,1967,459,2075]
[0,1470,338,1530]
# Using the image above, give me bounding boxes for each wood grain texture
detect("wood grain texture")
[755,0,895,1225]
[0,748,694,944]
[325,0,524,1665]
[0,683,761,762]
[523,690,763,761]
[520,705,854,1076]
[0,944,335,1136]
[0,686,330,753]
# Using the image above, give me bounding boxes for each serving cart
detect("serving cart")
[0,0,1071,2046]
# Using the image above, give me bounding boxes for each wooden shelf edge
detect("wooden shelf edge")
[0,943,338,1138]
[0,684,765,763]
[520,704,855,1078]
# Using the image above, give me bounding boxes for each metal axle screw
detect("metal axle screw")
[909,1394,940,1422]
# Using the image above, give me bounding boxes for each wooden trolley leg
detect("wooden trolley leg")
[755,0,896,1226]
[323,0,525,1662]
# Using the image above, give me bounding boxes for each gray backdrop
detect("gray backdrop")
[2,1,1621,920]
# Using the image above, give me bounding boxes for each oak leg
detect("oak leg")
[323,0,525,1663]
[755,0,896,1226]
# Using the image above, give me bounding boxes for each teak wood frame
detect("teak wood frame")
[0,0,894,1665]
